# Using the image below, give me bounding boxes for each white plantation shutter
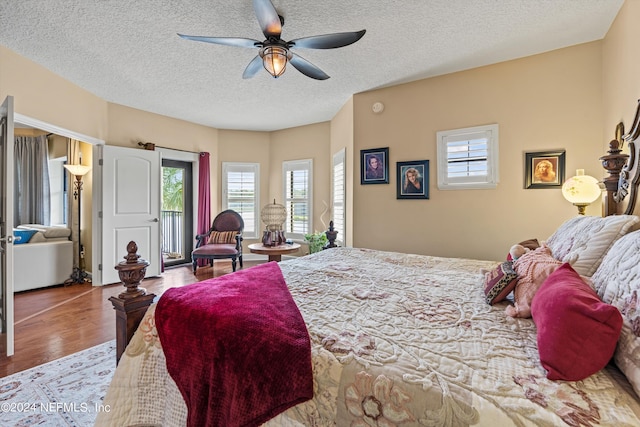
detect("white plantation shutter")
[222,162,259,238]
[437,124,499,190]
[332,149,345,246]
[283,159,312,240]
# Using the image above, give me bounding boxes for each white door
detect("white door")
[101,145,161,285]
[0,96,15,356]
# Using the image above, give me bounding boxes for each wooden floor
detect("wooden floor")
[0,260,264,377]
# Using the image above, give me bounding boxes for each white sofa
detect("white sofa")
[13,225,73,292]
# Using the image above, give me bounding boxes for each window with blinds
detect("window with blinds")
[436,124,499,190]
[283,159,312,240]
[222,162,259,238]
[332,149,345,246]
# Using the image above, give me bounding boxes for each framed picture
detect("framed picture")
[396,160,429,199]
[361,147,389,184]
[524,150,566,189]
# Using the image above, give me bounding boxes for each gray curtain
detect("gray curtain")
[14,135,51,226]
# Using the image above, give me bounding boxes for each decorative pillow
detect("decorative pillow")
[13,229,37,244]
[483,261,517,305]
[505,246,562,318]
[507,238,540,261]
[207,230,238,245]
[27,232,46,243]
[17,224,71,238]
[590,229,640,397]
[531,263,623,381]
[545,214,640,276]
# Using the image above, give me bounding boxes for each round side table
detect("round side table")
[248,243,301,262]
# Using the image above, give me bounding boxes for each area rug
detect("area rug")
[0,340,115,427]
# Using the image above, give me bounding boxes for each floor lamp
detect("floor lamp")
[63,163,91,285]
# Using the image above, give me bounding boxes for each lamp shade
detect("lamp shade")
[63,164,91,177]
[562,169,601,214]
[261,200,287,231]
[260,46,290,78]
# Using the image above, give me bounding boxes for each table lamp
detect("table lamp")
[561,169,602,215]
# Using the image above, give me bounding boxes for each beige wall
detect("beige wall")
[2,0,639,267]
[270,122,331,254]
[217,129,270,248]
[602,0,640,190]
[1,46,105,272]
[330,98,355,246]
[107,103,219,214]
[0,45,108,140]
[603,0,640,139]
[217,124,330,255]
[353,41,604,261]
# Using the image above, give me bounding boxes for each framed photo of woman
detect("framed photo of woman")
[397,160,429,199]
[360,147,389,184]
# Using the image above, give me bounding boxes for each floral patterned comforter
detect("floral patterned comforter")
[96,247,640,426]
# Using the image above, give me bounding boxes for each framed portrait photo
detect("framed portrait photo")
[397,160,429,199]
[524,150,566,189]
[360,147,389,184]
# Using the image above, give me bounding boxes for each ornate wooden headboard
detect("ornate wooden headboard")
[602,99,640,216]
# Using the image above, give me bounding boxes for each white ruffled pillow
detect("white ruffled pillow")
[546,214,640,276]
[591,229,640,398]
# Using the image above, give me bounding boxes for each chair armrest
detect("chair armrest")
[235,234,243,251]
[194,232,210,248]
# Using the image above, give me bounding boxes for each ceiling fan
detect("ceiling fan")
[178,0,366,80]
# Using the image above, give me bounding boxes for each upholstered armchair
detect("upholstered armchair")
[192,210,244,273]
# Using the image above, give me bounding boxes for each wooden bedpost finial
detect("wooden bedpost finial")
[109,240,156,365]
[601,139,630,216]
[115,240,150,299]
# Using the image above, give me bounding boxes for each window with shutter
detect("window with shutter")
[332,149,345,246]
[437,124,499,190]
[283,159,313,240]
[222,162,259,238]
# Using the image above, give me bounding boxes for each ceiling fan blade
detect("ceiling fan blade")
[242,55,264,79]
[289,53,330,80]
[253,0,282,39]
[289,30,366,49]
[178,34,260,48]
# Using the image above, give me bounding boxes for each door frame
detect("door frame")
[14,114,105,284]
[8,115,202,285]
[157,147,200,267]
[1,96,15,356]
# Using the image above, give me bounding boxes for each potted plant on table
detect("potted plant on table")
[304,232,328,254]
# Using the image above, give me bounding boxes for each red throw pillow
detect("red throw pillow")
[531,263,623,381]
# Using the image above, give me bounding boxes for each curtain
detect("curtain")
[197,152,211,267]
[14,135,51,226]
[67,139,81,269]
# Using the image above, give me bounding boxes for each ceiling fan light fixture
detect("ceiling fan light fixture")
[260,46,289,78]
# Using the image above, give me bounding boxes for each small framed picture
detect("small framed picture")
[524,150,566,189]
[361,147,389,184]
[397,160,429,199]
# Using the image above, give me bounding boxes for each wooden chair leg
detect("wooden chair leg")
[239,255,243,268]
[231,257,237,272]
[192,259,198,273]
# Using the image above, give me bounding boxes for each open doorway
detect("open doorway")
[161,158,193,267]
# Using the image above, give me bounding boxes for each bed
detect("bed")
[96,104,640,426]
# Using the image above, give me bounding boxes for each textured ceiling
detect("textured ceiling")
[0,0,624,132]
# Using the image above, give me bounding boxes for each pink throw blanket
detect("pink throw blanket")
[155,262,313,427]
